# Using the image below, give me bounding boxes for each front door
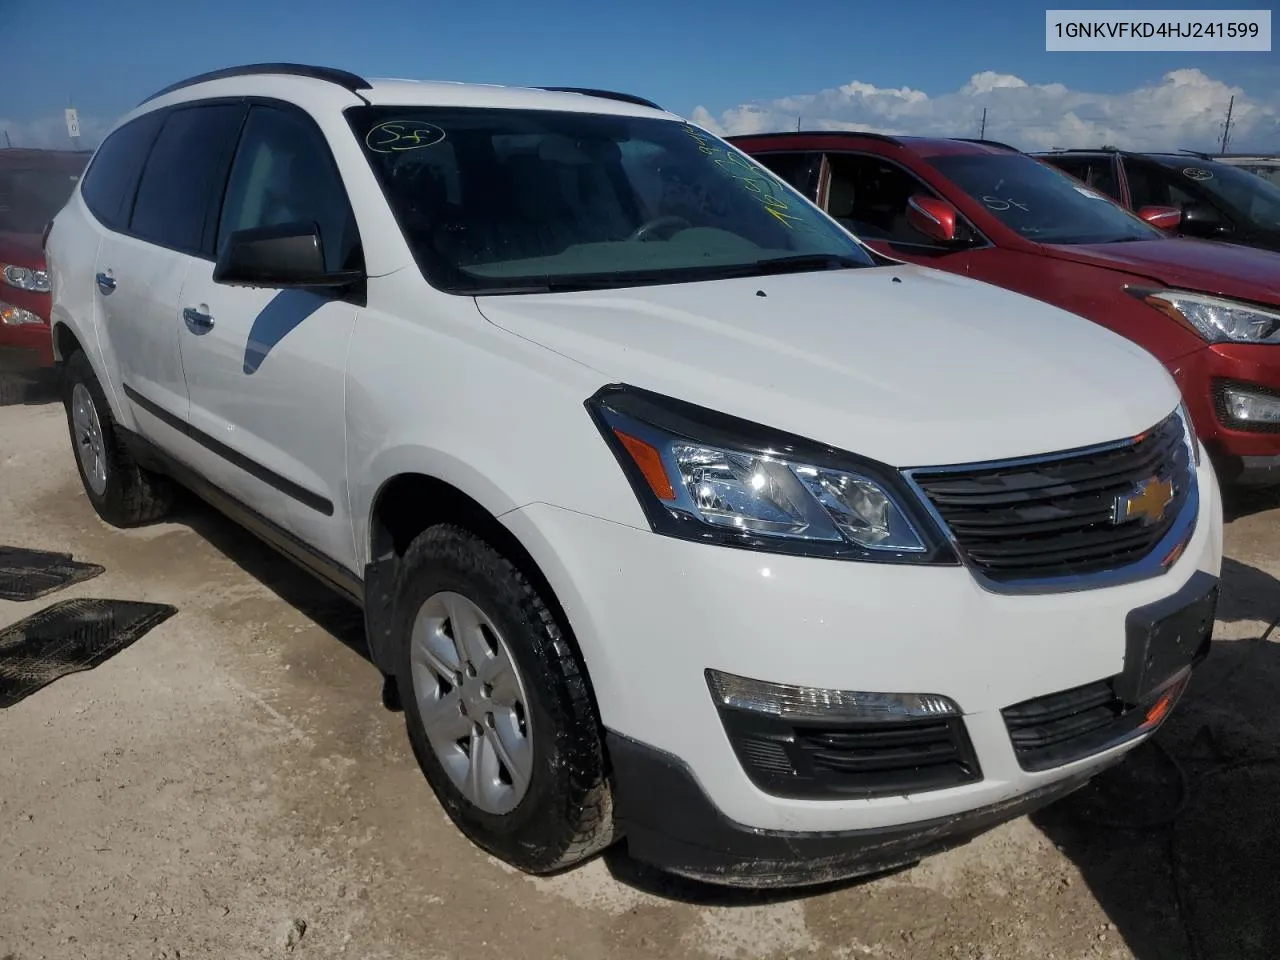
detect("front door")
[176,102,365,572]
[819,152,982,273]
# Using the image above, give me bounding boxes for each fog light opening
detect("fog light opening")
[1223,386,1280,426]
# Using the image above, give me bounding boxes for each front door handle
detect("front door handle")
[95,272,116,295]
[182,306,214,333]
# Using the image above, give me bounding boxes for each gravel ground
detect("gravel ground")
[1,383,1278,960]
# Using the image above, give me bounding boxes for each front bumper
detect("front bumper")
[1170,342,1280,479]
[0,290,54,369]
[502,454,1222,879]
[607,730,1098,887]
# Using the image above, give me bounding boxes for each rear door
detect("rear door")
[176,101,364,570]
[93,102,246,445]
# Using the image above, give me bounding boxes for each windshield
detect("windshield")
[346,106,873,293]
[1173,161,1280,228]
[0,163,85,235]
[931,153,1163,245]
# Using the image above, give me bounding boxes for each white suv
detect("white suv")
[46,63,1223,887]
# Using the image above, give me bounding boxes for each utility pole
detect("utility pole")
[1220,95,1235,154]
[796,115,801,132]
[980,107,987,139]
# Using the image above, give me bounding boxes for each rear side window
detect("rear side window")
[130,103,245,255]
[80,111,164,230]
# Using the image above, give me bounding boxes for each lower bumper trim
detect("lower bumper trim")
[608,731,1098,889]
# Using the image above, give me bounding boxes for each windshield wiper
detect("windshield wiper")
[746,254,867,276]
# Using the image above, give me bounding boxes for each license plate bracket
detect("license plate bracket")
[1115,570,1218,705]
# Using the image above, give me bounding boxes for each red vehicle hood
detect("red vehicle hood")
[1044,237,1280,306]
[0,231,45,270]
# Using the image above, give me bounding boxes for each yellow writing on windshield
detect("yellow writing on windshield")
[682,124,808,230]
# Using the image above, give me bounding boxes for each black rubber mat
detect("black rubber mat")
[0,598,177,708]
[0,546,105,602]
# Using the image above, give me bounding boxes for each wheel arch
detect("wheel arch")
[362,468,608,748]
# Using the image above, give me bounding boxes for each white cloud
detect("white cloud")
[692,69,1280,153]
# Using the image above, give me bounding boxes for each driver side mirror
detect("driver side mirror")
[907,195,959,244]
[1137,205,1182,231]
[1178,203,1229,238]
[214,222,363,290]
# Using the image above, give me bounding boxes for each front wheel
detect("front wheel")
[394,524,615,873]
[62,350,173,527]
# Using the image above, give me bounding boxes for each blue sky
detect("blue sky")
[6,0,1278,150]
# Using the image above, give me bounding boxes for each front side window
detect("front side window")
[932,153,1162,245]
[1158,160,1280,229]
[217,105,363,273]
[130,104,246,254]
[1124,160,1202,212]
[346,107,872,294]
[824,153,979,247]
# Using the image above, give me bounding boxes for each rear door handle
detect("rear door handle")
[95,272,116,295]
[182,306,214,333]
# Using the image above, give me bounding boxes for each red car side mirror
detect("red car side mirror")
[1138,205,1182,231]
[907,195,959,244]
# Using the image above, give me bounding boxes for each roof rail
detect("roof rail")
[954,137,1020,152]
[727,130,903,146]
[1177,148,1216,159]
[140,63,372,106]
[535,87,663,111]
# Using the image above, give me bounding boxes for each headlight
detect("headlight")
[1177,400,1201,467]
[586,385,955,564]
[1132,287,1280,344]
[0,301,43,326]
[2,264,51,294]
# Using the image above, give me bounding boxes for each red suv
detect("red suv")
[730,133,1280,486]
[0,148,90,378]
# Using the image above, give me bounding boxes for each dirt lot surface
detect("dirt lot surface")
[2,385,1278,960]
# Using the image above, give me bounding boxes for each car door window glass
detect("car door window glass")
[1124,162,1200,211]
[79,111,164,230]
[1042,157,1121,202]
[754,152,820,200]
[826,153,975,246]
[129,104,245,254]
[217,105,363,273]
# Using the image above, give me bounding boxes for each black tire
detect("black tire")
[62,350,174,527]
[393,524,615,873]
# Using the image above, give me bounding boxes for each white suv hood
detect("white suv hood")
[475,264,1181,467]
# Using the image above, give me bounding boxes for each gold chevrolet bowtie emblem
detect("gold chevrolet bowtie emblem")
[1113,476,1175,526]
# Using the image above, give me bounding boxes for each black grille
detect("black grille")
[720,711,981,800]
[910,412,1193,583]
[1001,679,1153,772]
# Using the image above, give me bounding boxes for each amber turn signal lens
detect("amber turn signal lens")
[614,430,676,501]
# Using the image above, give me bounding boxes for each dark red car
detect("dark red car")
[730,133,1280,486]
[0,148,90,376]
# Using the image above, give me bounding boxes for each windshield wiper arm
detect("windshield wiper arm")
[747,254,867,276]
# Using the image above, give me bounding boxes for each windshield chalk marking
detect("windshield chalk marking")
[366,120,447,154]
